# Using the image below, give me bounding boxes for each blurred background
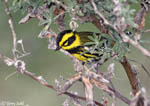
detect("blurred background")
[0,1,150,106]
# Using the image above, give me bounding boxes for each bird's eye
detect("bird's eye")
[63,41,69,46]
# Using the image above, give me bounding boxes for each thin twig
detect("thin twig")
[90,0,150,57]
[3,0,17,61]
[119,32,150,57]
[0,52,103,106]
[129,59,150,77]
[83,65,131,105]
[90,0,114,28]
[143,29,150,33]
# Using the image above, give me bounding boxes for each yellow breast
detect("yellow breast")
[72,53,97,62]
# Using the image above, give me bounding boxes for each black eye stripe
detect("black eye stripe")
[63,35,76,46]
[56,30,73,47]
[68,35,76,45]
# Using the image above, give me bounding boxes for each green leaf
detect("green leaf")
[84,42,96,46]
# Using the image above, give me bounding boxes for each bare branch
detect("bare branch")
[82,76,96,106]
[84,65,131,105]
[121,56,140,95]
[0,52,103,106]
[3,0,17,61]
[90,0,114,28]
[143,29,150,33]
[24,70,103,106]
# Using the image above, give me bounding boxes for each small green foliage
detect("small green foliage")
[84,31,130,62]
[39,11,53,26]
[84,33,114,63]
[119,5,137,27]
[112,41,130,61]
[10,0,140,63]
[10,0,44,13]
[10,0,30,13]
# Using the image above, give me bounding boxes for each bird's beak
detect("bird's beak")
[55,46,61,51]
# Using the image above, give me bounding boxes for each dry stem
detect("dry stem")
[3,0,17,61]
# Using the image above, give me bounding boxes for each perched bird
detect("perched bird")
[55,30,114,63]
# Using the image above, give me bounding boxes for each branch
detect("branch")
[3,0,17,61]
[90,0,150,57]
[90,0,114,28]
[84,65,131,105]
[24,71,104,106]
[119,32,150,57]
[0,52,103,106]
[60,65,131,105]
[120,57,140,95]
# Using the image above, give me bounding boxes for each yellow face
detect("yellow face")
[59,32,81,50]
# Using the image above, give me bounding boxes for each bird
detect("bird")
[55,30,114,63]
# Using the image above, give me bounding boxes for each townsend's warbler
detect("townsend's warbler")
[56,30,114,63]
